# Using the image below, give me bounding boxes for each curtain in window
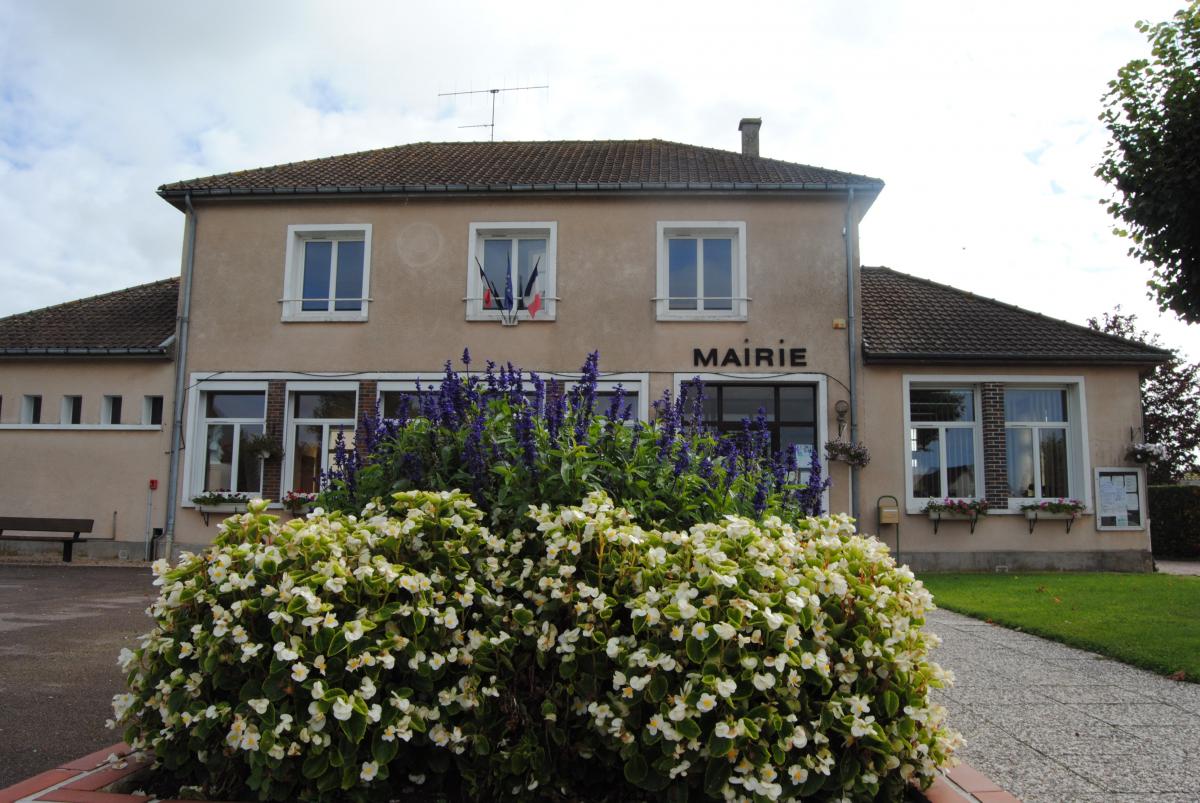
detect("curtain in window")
[911,428,940,498]
[945,428,976,497]
[1006,428,1035,497]
[1005,389,1067,422]
[1039,428,1069,497]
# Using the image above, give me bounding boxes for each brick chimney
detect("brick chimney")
[739,118,762,157]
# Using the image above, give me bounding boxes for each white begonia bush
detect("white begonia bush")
[114,493,961,802]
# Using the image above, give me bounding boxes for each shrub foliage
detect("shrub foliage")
[318,352,830,533]
[1149,484,1200,558]
[115,494,960,801]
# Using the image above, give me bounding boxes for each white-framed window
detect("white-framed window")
[102,395,123,425]
[198,390,266,495]
[656,221,747,320]
[282,224,372,322]
[466,222,557,321]
[21,395,42,424]
[1005,387,1078,503]
[143,395,164,426]
[672,372,830,502]
[905,386,982,505]
[61,395,83,425]
[284,385,358,494]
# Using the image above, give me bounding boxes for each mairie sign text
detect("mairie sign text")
[693,347,807,368]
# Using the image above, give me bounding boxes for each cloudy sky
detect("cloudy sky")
[1,0,1196,358]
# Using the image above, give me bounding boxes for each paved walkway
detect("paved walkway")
[1156,560,1200,576]
[0,564,152,788]
[928,608,1200,802]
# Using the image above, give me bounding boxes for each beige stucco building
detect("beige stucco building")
[0,121,1171,568]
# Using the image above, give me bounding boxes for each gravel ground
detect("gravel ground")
[0,563,154,788]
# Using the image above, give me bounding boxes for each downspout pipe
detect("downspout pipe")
[163,192,197,559]
[844,187,860,521]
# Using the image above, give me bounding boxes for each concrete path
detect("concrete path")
[928,608,1200,802]
[0,564,153,788]
[1156,560,1200,577]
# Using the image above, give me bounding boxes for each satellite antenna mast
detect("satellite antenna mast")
[437,84,549,141]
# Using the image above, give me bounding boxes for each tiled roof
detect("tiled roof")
[159,140,883,200]
[0,277,179,356]
[861,266,1172,365]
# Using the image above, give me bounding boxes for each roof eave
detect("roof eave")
[157,182,884,209]
[862,351,1172,367]
[0,347,172,359]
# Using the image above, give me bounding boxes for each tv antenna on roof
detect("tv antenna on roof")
[437,84,549,141]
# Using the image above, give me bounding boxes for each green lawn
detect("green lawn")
[921,572,1200,682]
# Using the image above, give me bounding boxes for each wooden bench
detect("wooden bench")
[0,517,97,562]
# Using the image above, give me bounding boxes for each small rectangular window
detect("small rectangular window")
[62,396,83,425]
[103,395,123,425]
[144,395,164,426]
[22,395,42,424]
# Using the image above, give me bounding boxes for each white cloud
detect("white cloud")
[0,0,1194,355]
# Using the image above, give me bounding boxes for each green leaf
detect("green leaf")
[676,717,701,741]
[883,690,900,718]
[624,755,648,785]
[706,731,732,756]
[704,757,732,797]
[685,637,705,664]
[372,733,398,765]
[648,673,668,702]
[301,750,328,779]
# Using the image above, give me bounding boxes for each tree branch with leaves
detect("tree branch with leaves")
[1097,3,1200,324]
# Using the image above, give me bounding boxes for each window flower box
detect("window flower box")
[1021,499,1085,534]
[924,498,988,534]
[192,491,251,525]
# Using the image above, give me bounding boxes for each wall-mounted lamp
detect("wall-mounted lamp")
[834,399,850,439]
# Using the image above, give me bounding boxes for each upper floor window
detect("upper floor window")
[1005,388,1072,500]
[21,395,42,424]
[282,224,372,322]
[466,223,557,321]
[143,395,164,426]
[907,387,980,502]
[656,222,747,320]
[103,395,123,425]
[61,395,83,425]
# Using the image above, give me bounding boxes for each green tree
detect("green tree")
[1088,307,1200,483]
[1096,3,1200,324]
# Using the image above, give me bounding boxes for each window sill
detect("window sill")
[282,313,368,323]
[656,313,748,323]
[466,313,556,323]
[0,424,163,431]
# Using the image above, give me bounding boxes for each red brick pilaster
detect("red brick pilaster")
[981,382,1008,509]
[263,380,287,500]
[356,380,378,456]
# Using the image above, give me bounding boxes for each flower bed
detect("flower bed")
[108,353,963,801]
[113,492,961,801]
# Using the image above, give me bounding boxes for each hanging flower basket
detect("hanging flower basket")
[1126,442,1167,465]
[242,433,283,461]
[824,439,871,469]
